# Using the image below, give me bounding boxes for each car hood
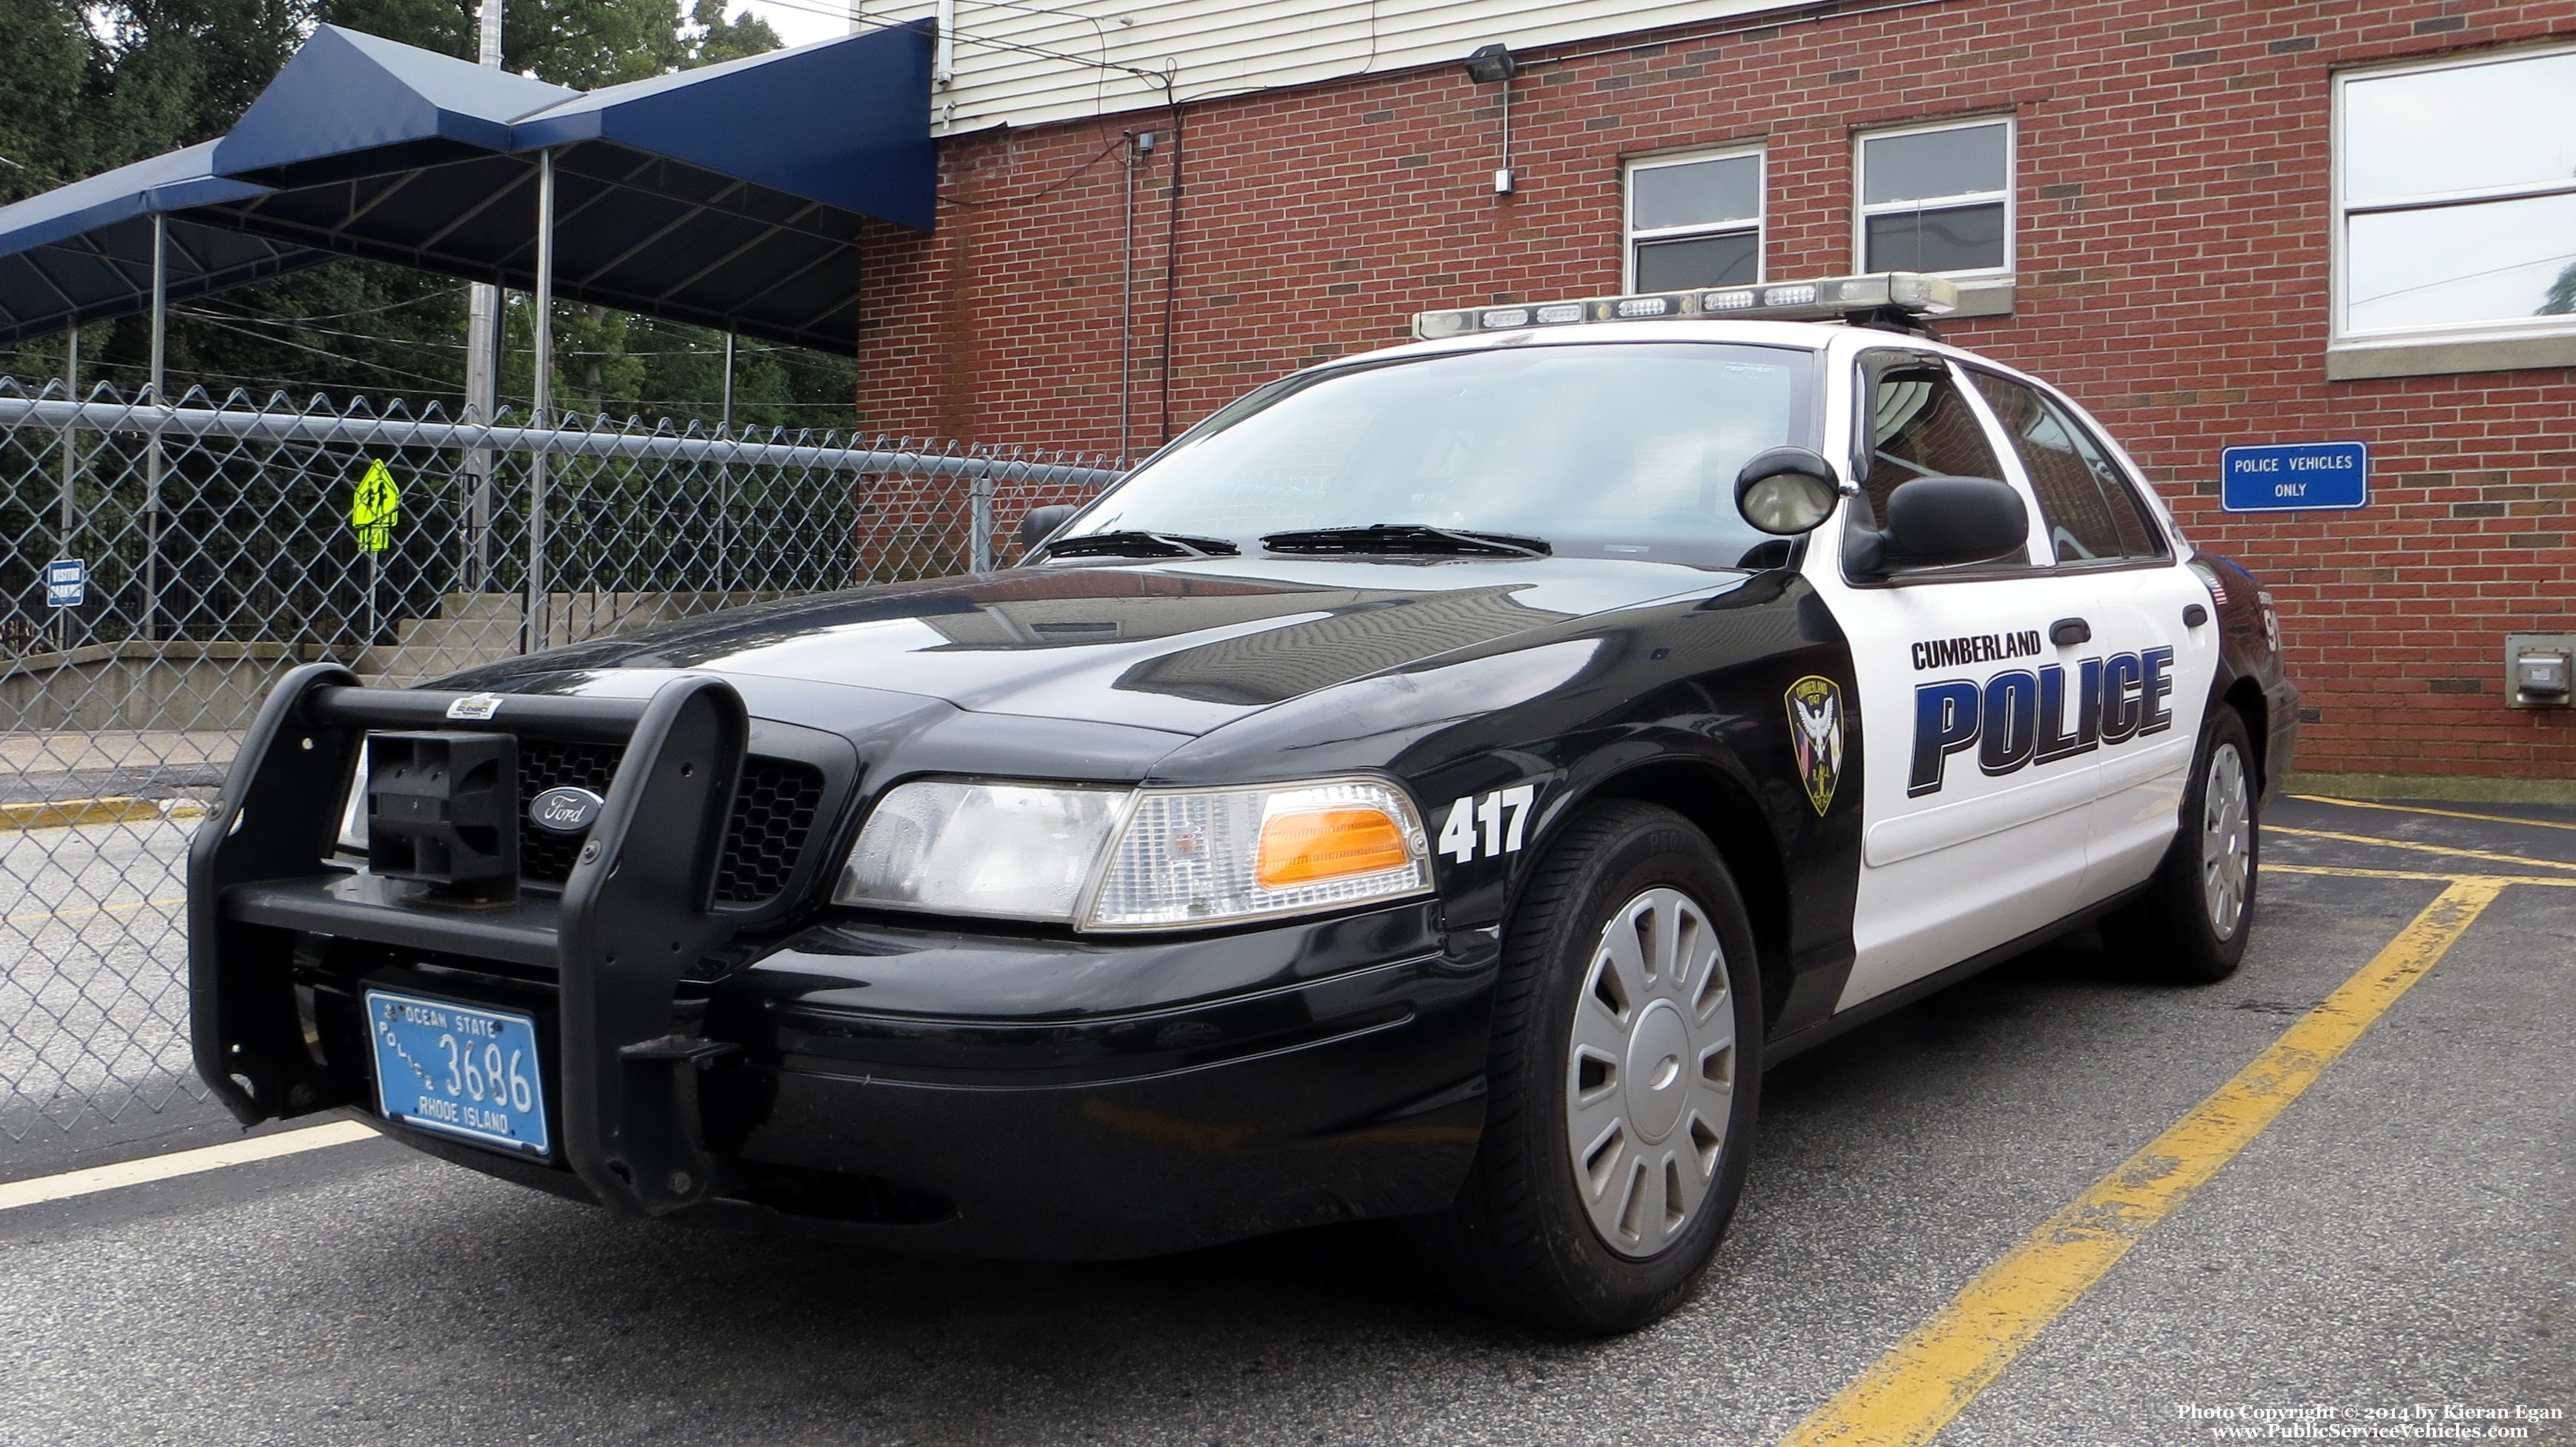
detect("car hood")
[441,557,1746,736]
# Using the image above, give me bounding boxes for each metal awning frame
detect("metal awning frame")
[178,144,866,350]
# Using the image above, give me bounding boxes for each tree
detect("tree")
[691,0,783,67]
[2542,260,2576,317]
[0,0,98,201]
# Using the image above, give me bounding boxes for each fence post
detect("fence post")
[527,150,556,653]
[717,334,734,596]
[143,214,167,644]
[970,469,993,573]
[56,332,79,653]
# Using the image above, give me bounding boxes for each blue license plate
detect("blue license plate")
[365,989,551,1158]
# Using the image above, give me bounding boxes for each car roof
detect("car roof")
[1315,316,2027,375]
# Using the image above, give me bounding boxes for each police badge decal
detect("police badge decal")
[1785,676,1845,816]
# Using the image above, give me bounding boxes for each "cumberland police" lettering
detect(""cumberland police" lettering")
[1911,630,2043,671]
[1908,647,2175,797]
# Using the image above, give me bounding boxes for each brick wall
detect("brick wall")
[851,0,2576,781]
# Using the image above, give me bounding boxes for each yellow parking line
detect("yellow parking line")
[0,797,205,831]
[2266,825,2576,873]
[0,1119,378,1213]
[1776,877,2506,1447]
[1,896,186,927]
[2269,863,2576,888]
[2292,794,2576,834]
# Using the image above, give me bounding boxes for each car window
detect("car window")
[1065,342,1818,570]
[1858,359,2004,522]
[1969,369,2168,564]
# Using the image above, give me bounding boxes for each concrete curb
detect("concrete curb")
[2285,771,2576,806]
[1,797,209,832]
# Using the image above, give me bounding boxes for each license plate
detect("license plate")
[365,989,551,1158]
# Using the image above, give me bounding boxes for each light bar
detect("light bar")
[1411,271,1959,340]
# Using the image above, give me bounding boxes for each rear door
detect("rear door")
[1963,367,2217,905]
[1811,349,2106,1010]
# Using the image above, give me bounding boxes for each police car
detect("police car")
[189,271,2295,1334]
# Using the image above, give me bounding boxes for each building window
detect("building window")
[1626,149,1762,292]
[2334,44,2576,346]
[1854,118,2012,277]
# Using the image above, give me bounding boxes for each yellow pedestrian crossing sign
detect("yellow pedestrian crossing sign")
[352,460,399,553]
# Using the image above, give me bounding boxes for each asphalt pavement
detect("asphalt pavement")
[0,795,2569,1447]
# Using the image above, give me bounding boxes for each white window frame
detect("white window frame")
[1851,116,2015,282]
[2330,40,2576,351]
[1624,147,1765,294]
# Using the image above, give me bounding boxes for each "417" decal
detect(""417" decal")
[1438,785,1536,864]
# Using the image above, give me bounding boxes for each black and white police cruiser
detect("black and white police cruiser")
[190,271,2296,1333]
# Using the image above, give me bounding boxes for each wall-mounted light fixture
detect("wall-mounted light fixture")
[1463,44,1519,194]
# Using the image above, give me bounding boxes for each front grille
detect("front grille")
[517,739,623,883]
[512,739,825,906]
[716,757,826,903]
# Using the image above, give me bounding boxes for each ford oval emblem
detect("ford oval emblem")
[528,786,605,835]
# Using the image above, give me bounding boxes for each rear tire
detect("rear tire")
[2108,706,2259,984]
[1400,802,1762,1334]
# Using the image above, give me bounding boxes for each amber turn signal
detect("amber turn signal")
[1256,807,1411,888]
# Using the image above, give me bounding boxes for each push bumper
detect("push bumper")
[191,665,1497,1257]
[191,662,758,1217]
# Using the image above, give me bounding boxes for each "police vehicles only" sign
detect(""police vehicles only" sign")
[2219,441,2368,512]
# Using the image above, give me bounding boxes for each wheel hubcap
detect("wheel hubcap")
[1564,886,1736,1259]
[2201,742,2252,940]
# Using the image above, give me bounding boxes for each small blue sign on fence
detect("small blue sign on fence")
[2220,441,2368,512]
[42,558,85,609]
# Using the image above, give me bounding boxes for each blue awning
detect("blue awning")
[0,22,935,353]
[0,143,332,344]
[197,24,934,352]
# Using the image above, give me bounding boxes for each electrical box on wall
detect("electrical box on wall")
[2505,633,2575,708]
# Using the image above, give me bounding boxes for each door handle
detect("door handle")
[2049,617,2091,646]
[2183,603,2210,628]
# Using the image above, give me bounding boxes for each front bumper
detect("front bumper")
[192,667,1495,1258]
[711,907,1492,1256]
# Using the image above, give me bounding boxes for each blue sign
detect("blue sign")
[2221,441,2368,512]
[42,558,85,608]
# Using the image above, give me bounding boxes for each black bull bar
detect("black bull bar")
[189,662,753,1216]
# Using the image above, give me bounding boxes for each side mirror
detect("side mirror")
[1018,504,1081,556]
[1845,476,2028,579]
[1733,446,1842,536]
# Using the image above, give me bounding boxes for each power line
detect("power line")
[181,309,471,350]
[764,0,1169,83]
[193,286,469,325]
[183,305,864,360]
[942,134,1127,207]
[179,314,467,390]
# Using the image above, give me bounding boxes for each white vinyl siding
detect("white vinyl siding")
[854,0,1811,134]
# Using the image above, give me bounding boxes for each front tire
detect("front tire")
[1400,802,1762,1334]
[2109,705,2259,983]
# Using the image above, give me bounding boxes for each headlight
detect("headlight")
[834,780,1127,922]
[1085,779,1430,930]
[833,776,1432,930]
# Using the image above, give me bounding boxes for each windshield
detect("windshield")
[1061,341,1819,569]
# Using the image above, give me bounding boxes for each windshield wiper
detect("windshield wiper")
[1039,530,1240,560]
[1258,524,1552,558]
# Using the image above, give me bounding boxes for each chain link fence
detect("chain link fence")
[0,377,1119,1140]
